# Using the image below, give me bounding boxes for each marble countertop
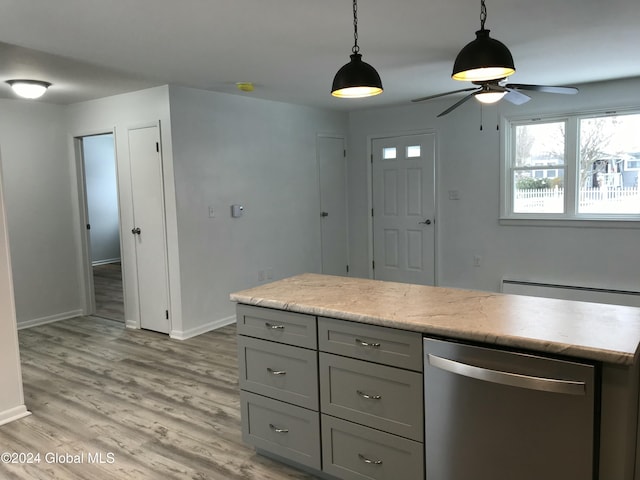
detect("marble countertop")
[230,273,640,365]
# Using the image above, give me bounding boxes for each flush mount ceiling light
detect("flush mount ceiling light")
[451,0,515,82]
[7,79,52,99]
[331,0,383,99]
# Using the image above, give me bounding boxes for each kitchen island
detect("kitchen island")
[231,273,640,479]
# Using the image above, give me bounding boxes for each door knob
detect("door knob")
[419,219,432,225]
[131,227,141,235]
[321,212,329,217]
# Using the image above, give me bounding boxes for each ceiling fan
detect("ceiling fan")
[412,0,578,117]
[412,80,578,117]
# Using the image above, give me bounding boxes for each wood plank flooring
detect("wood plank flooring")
[93,263,124,322]
[0,317,318,480]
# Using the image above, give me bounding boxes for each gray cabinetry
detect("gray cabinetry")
[237,304,320,470]
[318,316,424,480]
[237,305,425,479]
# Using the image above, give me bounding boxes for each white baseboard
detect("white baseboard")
[0,405,31,426]
[170,315,236,340]
[17,310,84,330]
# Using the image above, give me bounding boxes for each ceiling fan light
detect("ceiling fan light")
[475,90,507,104]
[331,54,383,98]
[452,29,515,82]
[7,79,51,99]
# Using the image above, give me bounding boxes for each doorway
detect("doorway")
[80,133,124,322]
[371,133,436,285]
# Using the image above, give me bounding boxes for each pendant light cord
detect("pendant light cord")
[352,0,360,54]
[480,0,487,30]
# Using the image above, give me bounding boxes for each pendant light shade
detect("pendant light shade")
[331,53,383,98]
[331,0,383,99]
[451,1,515,82]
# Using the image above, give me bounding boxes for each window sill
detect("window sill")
[499,217,640,229]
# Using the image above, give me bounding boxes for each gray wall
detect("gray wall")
[0,100,83,327]
[83,134,120,265]
[347,76,640,293]
[168,86,349,334]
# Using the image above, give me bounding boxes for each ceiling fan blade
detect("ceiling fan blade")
[412,87,478,103]
[437,92,478,117]
[503,88,531,105]
[504,83,579,95]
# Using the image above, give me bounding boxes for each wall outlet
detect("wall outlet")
[208,206,215,218]
[473,255,482,267]
[448,190,460,200]
[258,270,265,282]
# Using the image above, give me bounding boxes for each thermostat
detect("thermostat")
[231,204,244,218]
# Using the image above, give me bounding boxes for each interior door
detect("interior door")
[128,125,170,333]
[318,135,349,276]
[372,133,435,285]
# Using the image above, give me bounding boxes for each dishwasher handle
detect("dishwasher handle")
[427,354,586,396]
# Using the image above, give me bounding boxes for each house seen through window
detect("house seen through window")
[504,111,640,219]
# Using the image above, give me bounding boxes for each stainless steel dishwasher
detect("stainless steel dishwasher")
[424,338,597,480]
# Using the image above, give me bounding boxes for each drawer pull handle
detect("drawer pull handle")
[355,338,381,348]
[269,423,289,434]
[357,390,382,400]
[267,368,287,376]
[358,453,383,465]
[265,323,285,330]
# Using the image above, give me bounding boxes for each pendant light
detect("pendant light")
[6,80,51,99]
[331,0,383,98]
[451,0,515,82]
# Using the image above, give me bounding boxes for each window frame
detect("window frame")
[500,108,640,227]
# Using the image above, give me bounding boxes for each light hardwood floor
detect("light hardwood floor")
[93,263,124,322]
[0,317,318,480]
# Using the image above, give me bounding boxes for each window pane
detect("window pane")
[406,145,421,158]
[515,122,565,167]
[578,114,640,214]
[383,147,397,160]
[513,169,564,213]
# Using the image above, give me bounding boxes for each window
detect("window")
[503,110,640,221]
[383,147,397,160]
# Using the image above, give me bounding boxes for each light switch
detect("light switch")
[208,206,215,218]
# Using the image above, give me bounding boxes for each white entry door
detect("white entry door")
[128,126,170,333]
[372,133,436,285]
[318,135,349,276]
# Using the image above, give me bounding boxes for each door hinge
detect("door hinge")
[343,149,347,157]
[156,142,160,153]
[371,208,374,217]
[165,310,169,320]
[372,260,375,270]
[370,154,373,163]
[346,264,349,273]
[86,224,91,230]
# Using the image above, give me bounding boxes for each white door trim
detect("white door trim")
[73,128,120,318]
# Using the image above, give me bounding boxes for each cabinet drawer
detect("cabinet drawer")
[322,414,424,480]
[236,304,317,348]
[238,336,318,410]
[318,317,422,371]
[241,391,321,470]
[319,353,423,441]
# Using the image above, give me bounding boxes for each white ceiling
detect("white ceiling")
[0,0,638,110]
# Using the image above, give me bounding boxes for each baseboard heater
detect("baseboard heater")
[501,278,640,308]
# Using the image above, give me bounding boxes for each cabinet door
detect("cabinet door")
[241,391,321,470]
[322,414,423,480]
[320,353,423,441]
[318,317,422,371]
[238,336,318,410]
[237,304,317,348]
